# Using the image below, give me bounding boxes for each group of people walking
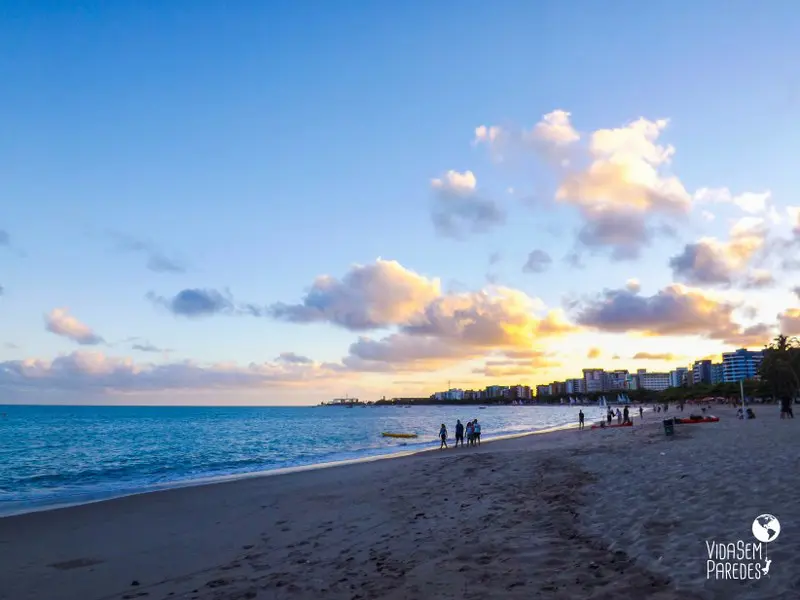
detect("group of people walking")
[606,406,634,425]
[439,419,481,448]
[577,405,644,429]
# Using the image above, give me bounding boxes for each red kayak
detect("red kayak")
[590,422,633,430]
[675,416,719,424]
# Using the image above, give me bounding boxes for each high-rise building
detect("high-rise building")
[692,360,712,385]
[638,371,671,391]
[626,373,640,390]
[710,363,724,384]
[669,367,688,388]
[433,388,464,400]
[535,384,551,398]
[565,378,586,394]
[722,349,764,382]
[485,385,508,398]
[509,385,532,400]
[583,368,605,393]
[605,370,629,390]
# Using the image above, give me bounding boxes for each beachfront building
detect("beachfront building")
[583,368,605,393]
[637,370,671,391]
[605,370,629,390]
[710,363,724,384]
[535,384,551,398]
[565,378,586,394]
[433,388,465,400]
[626,373,640,390]
[485,385,509,399]
[508,385,532,401]
[669,367,689,388]
[550,381,566,396]
[722,349,764,382]
[692,360,712,385]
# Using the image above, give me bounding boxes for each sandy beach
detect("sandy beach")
[2,406,797,600]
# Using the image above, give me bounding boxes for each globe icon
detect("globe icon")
[752,514,781,543]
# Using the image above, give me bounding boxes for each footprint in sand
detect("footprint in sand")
[48,558,104,570]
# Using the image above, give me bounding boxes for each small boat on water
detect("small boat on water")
[382,432,418,439]
[478,406,487,410]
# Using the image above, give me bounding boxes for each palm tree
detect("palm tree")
[759,334,800,403]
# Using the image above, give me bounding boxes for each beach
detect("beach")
[2,406,797,600]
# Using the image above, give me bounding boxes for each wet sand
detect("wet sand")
[1,406,796,600]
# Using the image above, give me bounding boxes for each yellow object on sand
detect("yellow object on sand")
[381,432,418,439]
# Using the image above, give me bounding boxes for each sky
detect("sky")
[2,1,800,405]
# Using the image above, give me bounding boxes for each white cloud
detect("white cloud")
[473,125,502,146]
[788,206,800,233]
[431,169,477,193]
[269,259,442,330]
[272,260,579,373]
[44,309,105,346]
[429,170,505,238]
[694,187,771,214]
[557,117,690,215]
[527,110,580,147]
[669,217,768,286]
[0,351,347,395]
[625,278,641,293]
[473,110,579,162]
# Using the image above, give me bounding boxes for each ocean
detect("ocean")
[0,404,582,516]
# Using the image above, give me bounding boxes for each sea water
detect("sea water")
[0,404,579,516]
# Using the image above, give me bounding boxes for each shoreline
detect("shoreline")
[0,420,580,520]
[3,407,795,600]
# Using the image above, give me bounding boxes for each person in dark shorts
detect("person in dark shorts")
[578,410,585,430]
[439,423,448,449]
[455,419,465,447]
[639,406,644,419]
[473,419,481,445]
[466,420,474,445]
[781,396,794,419]
[623,406,629,424]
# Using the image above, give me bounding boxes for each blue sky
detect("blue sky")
[2,1,800,404]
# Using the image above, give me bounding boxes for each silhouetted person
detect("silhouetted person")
[781,396,794,419]
[455,420,464,447]
[578,410,585,430]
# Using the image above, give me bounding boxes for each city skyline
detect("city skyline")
[428,345,765,400]
[2,2,800,405]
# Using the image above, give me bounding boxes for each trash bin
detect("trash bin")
[663,418,675,436]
